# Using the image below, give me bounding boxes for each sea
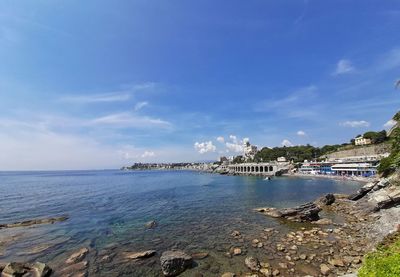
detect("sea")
[0,170,362,276]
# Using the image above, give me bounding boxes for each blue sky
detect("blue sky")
[1,1,400,170]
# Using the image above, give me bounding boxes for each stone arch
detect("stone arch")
[269,166,273,172]
[260,166,264,172]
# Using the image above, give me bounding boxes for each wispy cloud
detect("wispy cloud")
[339,120,370,128]
[333,59,355,75]
[60,92,131,103]
[59,82,156,104]
[134,101,149,111]
[216,136,225,143]
[90,112,172,129]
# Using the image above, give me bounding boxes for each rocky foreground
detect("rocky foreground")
[1,175,399,277]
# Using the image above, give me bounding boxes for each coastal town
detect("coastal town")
[123,129,392,182]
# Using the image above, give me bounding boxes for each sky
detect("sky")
[1,1,400,170]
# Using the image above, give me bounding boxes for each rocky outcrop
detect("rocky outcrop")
[160,250,193,276]
[1,262,51,277]
[368,185,400,211]
[348,181,378,201]
[0,216,68,229]
[255,202,321,222]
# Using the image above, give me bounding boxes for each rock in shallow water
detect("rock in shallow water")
[65,247,89,264]
[124,250,156,259]
[145,220,157,229]
[256,202,321,222]
[244,256,261,271]
[160,250,193,276]
[2,262,51,277]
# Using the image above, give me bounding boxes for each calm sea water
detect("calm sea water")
[0,170,362,276]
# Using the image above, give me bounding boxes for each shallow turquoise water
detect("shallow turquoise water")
[0,170,362,276]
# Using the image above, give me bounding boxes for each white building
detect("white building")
[243,141,258,160]
[331,163,377,176]
[277,157,287,162]
[355,136,372,146]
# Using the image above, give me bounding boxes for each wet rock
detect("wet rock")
[221,273,235,277]
[320,263,331,275]
[0,216,69,229]
[191,252,208,260]
[160,250,193,276]
[124,250,156,259]
[66,248,89,264]
[145,220,157,229]
[244,256,261,271]
[232,248,242,256]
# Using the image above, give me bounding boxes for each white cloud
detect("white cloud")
[297,130,306,136]
[333,59,355,75]
[281,139,293,147]
[141,151,155,158]
[225,142,244,153]
[216,136,225,143]
[90,113,172,129]
[384,119,397,129]
[194,141,216,154]
[243,137,250,144]
[229,135,238,143]
[134,101,149,111]
[340,120,370,128]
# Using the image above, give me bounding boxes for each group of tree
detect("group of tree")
[251,144,343,164]
[378,113,400,176]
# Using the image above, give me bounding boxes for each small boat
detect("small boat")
[264,176,271,180]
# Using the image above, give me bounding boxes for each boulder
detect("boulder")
[2,262,27,276]
[2,262,51,277]
[160,250,193,276]
[221,273,236,277]
[244,256,261,271]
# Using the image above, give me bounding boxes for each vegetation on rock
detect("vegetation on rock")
[358,231,400,277]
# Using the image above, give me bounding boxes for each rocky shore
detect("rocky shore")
[1,174,399,276]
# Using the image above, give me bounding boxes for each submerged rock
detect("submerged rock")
[124,250,156,259]
[160,250,193,276]
[244,256,261,271]
[0,216,68,229]
[191,252,208,260]
[66,248,89,264]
